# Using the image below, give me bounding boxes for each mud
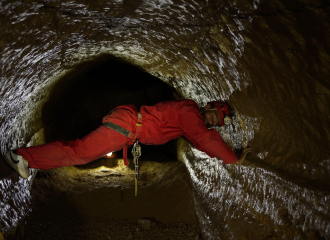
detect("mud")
[18,160,200,240]
[24,218,201,240]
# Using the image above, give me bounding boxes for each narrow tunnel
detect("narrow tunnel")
[41,54,179,162]
[1,0,330,240]
[18,55,200,239]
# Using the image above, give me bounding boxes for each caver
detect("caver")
[4,99,251,179]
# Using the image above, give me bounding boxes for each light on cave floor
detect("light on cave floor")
[104,152,113,158]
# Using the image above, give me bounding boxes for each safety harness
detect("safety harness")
[103,112,142,166]
[103,112,143,196]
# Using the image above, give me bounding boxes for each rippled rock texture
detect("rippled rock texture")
[0,0,330,239]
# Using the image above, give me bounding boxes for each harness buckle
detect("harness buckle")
[132,139,141,196]
[132,139,141,180]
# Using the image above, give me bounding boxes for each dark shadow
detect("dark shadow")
[18,191,86,240]
[0,155,20,181]
[41,54,179,163]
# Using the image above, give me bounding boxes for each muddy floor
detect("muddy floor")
[24,217,200,240]
[17,160,201,240]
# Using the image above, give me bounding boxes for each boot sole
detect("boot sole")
[4,152,30,179]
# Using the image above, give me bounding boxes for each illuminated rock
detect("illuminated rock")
[0,0,329,239]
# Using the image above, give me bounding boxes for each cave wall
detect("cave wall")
[0,0,329,239]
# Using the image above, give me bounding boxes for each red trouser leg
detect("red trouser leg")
[17,126,128,170]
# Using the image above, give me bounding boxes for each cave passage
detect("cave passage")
[42,54,179,165]
[17,56,200,240]
[1,0,330,238]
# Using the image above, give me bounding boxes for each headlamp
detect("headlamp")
[208,101,233,126]
[224,116,232,125]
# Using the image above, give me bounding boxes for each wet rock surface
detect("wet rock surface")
[0,0,330,239]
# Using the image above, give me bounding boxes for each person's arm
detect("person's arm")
[176,102,238,164]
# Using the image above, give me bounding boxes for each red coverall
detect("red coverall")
[17,100,238,170]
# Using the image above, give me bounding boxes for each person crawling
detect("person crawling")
[4,99,251,179]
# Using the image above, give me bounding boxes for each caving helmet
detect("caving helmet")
[207,101,233,126]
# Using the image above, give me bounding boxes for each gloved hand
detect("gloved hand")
[235,148,252,165]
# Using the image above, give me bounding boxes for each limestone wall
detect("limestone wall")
[0,0,329,239]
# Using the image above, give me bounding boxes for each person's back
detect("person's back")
[139,99,200,145]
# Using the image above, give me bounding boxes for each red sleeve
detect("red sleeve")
[176,101,238,164]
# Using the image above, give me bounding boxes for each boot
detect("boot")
[4,150,30,179]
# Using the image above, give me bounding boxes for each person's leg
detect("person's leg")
[4,151,30,178]
[16,126,128,170]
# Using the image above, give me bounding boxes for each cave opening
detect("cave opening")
[41,54,179,166]
[18,55,199,240]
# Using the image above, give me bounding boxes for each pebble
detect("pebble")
[138,218,151,230]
